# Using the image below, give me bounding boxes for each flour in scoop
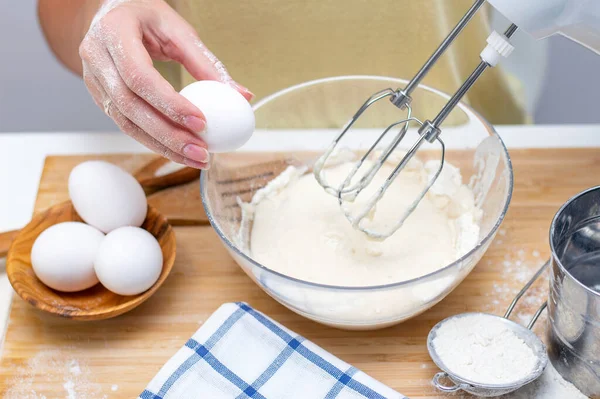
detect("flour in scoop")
[432,314,537,385]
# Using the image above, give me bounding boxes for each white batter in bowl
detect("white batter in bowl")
[200,76,513,330]
[243,155,481,287]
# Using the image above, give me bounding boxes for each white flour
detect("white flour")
[64,380,77,399]
[482,238,549,337]
[432,313,538,385]
[503,361,588,399]
[193,37,233,84]
[5,350,108,399]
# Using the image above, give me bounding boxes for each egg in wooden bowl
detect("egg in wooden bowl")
[6,201,176,321]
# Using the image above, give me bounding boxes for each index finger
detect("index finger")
[106,25,207,133]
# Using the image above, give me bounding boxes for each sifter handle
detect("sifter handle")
[504,259,550,319]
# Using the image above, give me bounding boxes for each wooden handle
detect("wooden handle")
[0,229,20,258]
[1,157,292,257]
[145,158,299,226]
[147,181,209,225]
[1,158,295,255]
[0,158,197,260]
[134,157,200,196]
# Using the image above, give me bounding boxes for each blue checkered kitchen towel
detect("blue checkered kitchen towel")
[140,302,406,399]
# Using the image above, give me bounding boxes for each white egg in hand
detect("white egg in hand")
[31,222,104,292]
[94,226,163,296]
[180,80,255,153]
[69,161,147,233]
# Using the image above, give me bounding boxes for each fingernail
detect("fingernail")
[184,116,206,133]
[183,144,210,163]
[184,158,210,170]
[230,82,254,100]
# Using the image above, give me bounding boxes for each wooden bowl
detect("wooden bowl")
[6,201,176,320]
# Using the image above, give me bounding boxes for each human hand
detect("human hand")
[79,0,253,169]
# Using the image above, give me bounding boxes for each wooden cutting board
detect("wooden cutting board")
[1,150,599,399]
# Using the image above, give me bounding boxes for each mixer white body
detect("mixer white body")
[488,0,600,54]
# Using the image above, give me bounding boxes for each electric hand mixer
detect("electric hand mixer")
[314,0,600,240]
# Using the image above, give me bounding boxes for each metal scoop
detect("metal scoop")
[427,262,550,397]
[314,0,516,240]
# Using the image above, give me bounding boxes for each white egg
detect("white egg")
[31,222,104,292]
[69,161,147,233]
[180,80,255,153]
[94,226,163,296]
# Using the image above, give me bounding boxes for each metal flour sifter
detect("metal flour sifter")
[428,186,600,397]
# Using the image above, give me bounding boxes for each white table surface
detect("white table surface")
[1,125,599,355]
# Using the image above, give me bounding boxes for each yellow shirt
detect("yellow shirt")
[159,0,526,125]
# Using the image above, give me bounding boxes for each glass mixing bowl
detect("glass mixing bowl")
[200,76,513,330]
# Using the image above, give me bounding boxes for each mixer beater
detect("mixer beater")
[314,0,516,240]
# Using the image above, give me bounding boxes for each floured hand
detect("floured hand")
[79,0,253,168]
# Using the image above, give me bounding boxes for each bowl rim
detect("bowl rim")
[200,75,514,291]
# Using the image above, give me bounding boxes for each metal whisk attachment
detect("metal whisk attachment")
[313,94,444,240]
[314,0,517,240]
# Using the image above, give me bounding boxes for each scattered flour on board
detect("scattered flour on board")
[64,380,76,399]
[68,360,82,376]
[501,361,588,399]
[448,361,589,398]
[485,238,549,336]
[4,350,108,399]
